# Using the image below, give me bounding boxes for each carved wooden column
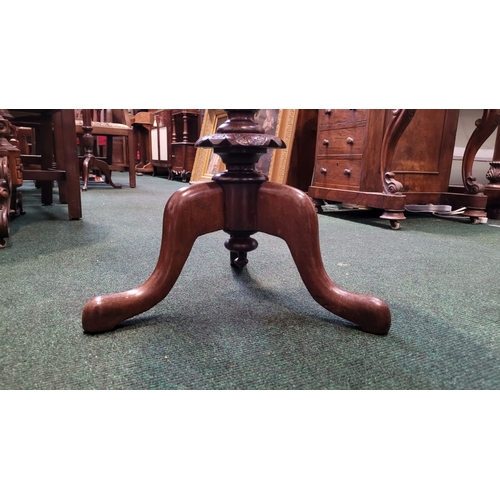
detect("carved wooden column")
[0,156,11,248]
[0,112,22,248]
[169,110,200,182]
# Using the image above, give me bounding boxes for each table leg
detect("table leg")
[82,182,225,333]
[258,182,391,334]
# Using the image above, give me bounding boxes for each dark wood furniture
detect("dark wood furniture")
[78,109,121,191]
[150,109,173,176]
[1,109,82,247]
[448,109,500,219]
[149,109,202,181]
[308,109,487,229]
[131,110,154,175]
[169,109,201,182]
[82,110,391,335]
[75,109,136,190]
[282,109,318,192]
[0,111,22,247]
[9,109,82,218]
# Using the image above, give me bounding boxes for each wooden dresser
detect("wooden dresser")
[308,109,487,228]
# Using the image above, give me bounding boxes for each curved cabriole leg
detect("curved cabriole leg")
[462,109,500,194]
[93,157,122,189]
[82,156,90,191]
[82,155,121,191]
[82,182,225,333]
[83,156,121,190]
[257,182,391,334]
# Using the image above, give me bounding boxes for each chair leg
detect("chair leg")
[82,182,224,332]
[127,130,136,188]
[53,110,82,219]
[38,113,54,206]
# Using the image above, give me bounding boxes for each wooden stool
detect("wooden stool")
[82,110,391,335]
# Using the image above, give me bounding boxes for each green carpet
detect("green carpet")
[1,171,499,389]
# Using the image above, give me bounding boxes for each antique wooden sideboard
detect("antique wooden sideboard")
[307,109,488,228]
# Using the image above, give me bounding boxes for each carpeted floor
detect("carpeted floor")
[1,171,499,389]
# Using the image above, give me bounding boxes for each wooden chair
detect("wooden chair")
[75,109,136,190]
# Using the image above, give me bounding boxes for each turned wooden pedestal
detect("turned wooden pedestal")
[82,110,391,335]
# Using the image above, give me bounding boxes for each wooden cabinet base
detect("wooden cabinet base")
[308,109,488,228]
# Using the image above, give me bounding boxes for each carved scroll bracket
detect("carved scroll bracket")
[381,109,416,195]
[0,112,23,248]
[486,162,500,185]
[0,156,11,247]
[485,114,500,186]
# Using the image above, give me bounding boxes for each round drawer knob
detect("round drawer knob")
[346,137,354,145]
[320,168,327,174]
[343,169,351,176]
[323,139,329,146]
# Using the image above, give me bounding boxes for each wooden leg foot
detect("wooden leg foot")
[82,182,225,333]
[93,157,121,189]
[257,182,391,334]
[82,157,90,191]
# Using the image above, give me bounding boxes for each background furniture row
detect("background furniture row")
[307,109,491,229]
[161,108,500,227]
[147,109,203,182]
[0,109,138,247]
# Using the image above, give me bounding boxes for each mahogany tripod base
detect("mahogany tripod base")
[82,181,391,335]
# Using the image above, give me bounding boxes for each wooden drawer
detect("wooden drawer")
[313,158,361,189]
[319,109,368,127]
[316,124,366,156]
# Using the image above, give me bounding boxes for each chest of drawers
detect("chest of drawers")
[308,109,487,228]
